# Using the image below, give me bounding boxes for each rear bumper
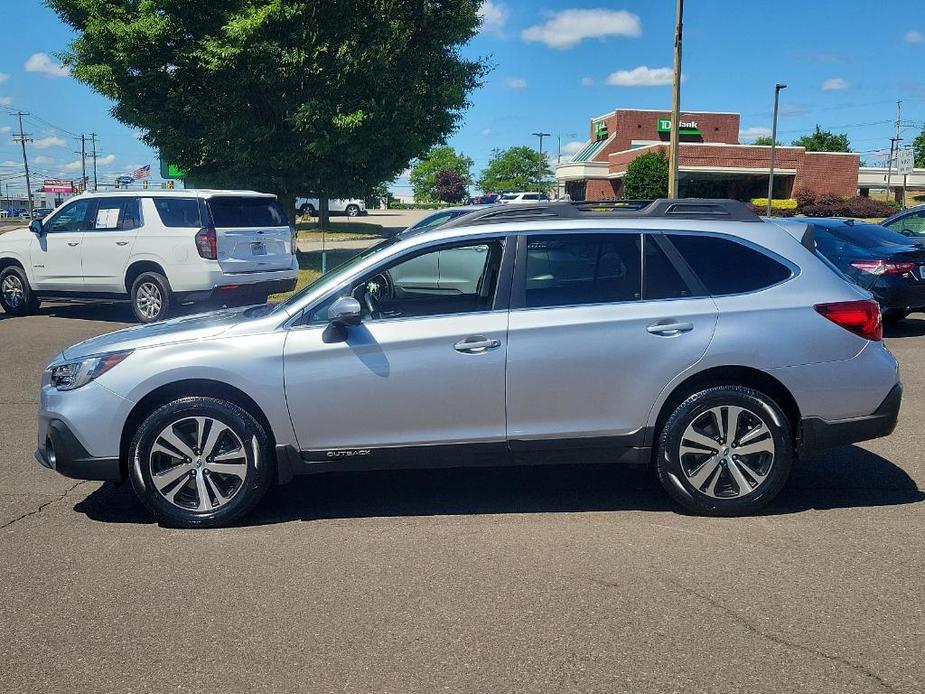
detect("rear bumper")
[872,282,925,311]
[35,419,123,482]
[800,382,902,453]
[176,277,297,304]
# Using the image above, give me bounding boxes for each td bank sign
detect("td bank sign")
[657,117,702,135]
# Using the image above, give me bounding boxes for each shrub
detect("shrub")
[750,198,797,210]
[793,189,816,208]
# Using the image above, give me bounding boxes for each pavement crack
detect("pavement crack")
[577,574,900,694]
[1,481,88,530]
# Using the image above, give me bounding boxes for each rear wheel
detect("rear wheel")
[655,386,792,516]
[0,265,40,316]
[128,397,274,528]
[299,204,316,217]
[130,271,172,323]
[345,204,360,217]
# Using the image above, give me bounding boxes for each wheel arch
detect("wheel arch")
[649,365,801,449]
[119,379,277,480]
[0,254,32,283]
[124,259,169,294]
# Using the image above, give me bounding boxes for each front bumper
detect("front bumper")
[800,382,902,453]
[35,419,123,482]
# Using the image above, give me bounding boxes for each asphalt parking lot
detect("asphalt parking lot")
[1,304,924,694]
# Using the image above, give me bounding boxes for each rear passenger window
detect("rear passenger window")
[91,197,141,231]
[667,234,791,295]
[525,234,641,308]
[153,198,202,228]
[208,197,289,227]
[644,236,693,300]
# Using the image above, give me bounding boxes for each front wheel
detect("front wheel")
[655,386,792,516]
[128,397,274,528]
[0,265,40,316]
[130,271,172,323]
[345,204,360,217]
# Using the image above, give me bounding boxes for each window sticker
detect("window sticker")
[95,207,121,229]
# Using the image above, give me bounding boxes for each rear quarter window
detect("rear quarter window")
[153,198,202,228]
[667,234,792,295]
[208,197,289,228]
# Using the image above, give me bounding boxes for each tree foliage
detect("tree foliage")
[752,136,781,146]
[623,150,668,199]
[477,146,552,193]
[48,0,487,222]
[434,169,468,203]
[913,125,925,168]
[792,125,851,152]
[409,146,472,202]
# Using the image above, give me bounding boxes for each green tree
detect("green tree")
[48,0,487,226]
[477,146,552,193]
[792,125,851,152]
[409,146,473,203]
[434,169,468,203]
[913,125,925,168]
[622,150,668,199]
[753,136,781,146]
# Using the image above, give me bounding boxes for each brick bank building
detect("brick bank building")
[555,108,859,202]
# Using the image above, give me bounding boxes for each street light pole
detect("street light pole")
[667,0,684,198]
[531,131,551,155]
[767,83,787,215]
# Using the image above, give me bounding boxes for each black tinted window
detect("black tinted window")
[89,197,141,231]
[644,236,693,299]
[525,234,641,308]
[153,198,201,227]
[668,234,791,295]
[208,197,288,227]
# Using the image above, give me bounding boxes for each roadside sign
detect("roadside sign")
[897,148,914,176]
[41,179,73,193]
[159,160,187,179]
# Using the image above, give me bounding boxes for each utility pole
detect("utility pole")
[767,83,787,215]
[531,131,551,155]
[89,133,98,191]
[80,134,87,192]
[12,112,34,217]
[667,0,684,198]
[885,100,901,204]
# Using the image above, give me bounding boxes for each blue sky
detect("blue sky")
[1,0,924,198]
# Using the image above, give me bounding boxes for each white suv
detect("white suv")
[0,190,298,323]
[295,197,367,217]
[499,192,550,204]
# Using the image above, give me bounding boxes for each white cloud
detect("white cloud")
[62,160,82,171]
[904,30,924,43]
[33,135,66,149]
[481,127,494,136]
[0,73,9,83]
[96,154,116,166]
[24,52,70,78]
[606,65,677,87]
[64,153,115,171]
[0,96,11,107]
[739,126,772,142]
[522,9,641,50]
[0,126,10,134]
[0,160,20,167]
[821,77,848,91]
[559,140,585,162]
[478,1,508,35]
[581,77,594,87]
[504,76,527,89]
[33,155,55,164]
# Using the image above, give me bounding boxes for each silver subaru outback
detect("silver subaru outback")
[35,200,902,527]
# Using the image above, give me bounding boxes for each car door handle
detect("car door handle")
[67,242,79,247]
[115,241,129,246]
[647,321,694,336]
[454,336,501,353]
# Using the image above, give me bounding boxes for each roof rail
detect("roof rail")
[441,198,761,229]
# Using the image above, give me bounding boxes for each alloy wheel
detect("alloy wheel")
[678,405,775,498]
[135,282,162,320]
[149,416,248,512]
[1,274,24,309]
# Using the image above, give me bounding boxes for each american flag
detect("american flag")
[132,164,151,180]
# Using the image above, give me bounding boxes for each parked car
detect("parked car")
[802,217,925,323]
[32,207,54,220]
[467,193,499,205]
[882,205,925,239]
[0,190,297,323]
[33,199,901,527]
[499,192,550,204]
[295,197,367,218]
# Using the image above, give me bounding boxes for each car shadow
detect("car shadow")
[884,316,925,338]
[0,300,223,324]
[73,444,923,527]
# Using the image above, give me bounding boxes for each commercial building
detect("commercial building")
[556,108,861,201]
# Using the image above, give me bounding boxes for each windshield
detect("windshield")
[408,208,469,231]
[271,236,403,315]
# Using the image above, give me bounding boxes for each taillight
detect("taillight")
[814,299,882,341]
[195,227,217,259]
[850,259,917,276]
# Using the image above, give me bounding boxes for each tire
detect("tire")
[345,204,360,217]
[130,271,172,323]
[0,265,40,316]
[299,204,316,217]
[655,386,793,516]
[128,397,274,528]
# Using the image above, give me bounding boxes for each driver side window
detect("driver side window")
[45,199,96,233]
[305,239,505,324]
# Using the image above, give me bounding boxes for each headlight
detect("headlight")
[48,350,133,391]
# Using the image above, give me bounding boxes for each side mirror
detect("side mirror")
[29,219,43,236]
[328,296,362,326]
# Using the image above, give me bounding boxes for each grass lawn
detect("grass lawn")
[295,219,382,241]
[269,248,366,302]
